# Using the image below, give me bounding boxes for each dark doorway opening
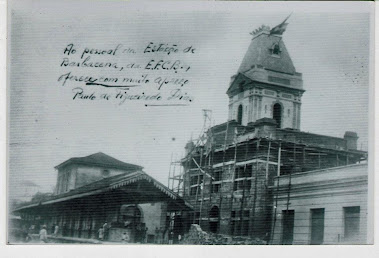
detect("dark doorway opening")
[209,206,219,233]
[273,103,282,128]
[281,210,295,245]
[344,206,360,242]
[310,208,325,245]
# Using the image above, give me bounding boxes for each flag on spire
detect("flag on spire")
[270,14,292,36]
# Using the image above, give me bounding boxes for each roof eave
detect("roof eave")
[54,160,143,171]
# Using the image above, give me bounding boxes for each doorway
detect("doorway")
[209,206,219,233]
[310,208,325,245]
[282,210,295,245]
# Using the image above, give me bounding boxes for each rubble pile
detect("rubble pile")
[181,224,210,245]
[181,224,267,245]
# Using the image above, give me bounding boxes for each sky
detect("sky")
[8,1,372,202]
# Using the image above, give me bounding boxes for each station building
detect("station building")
[177,23,368,244]
[13,152,191,243]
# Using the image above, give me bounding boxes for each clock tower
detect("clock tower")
[227,23,304,130]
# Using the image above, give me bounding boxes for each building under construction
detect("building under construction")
[169,21,368,244]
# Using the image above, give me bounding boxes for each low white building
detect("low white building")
[270,163,368,245]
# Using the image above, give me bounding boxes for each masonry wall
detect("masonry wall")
[184,155,277,239]
[56,164,132,194]
[139,202,167,236]
[271,164,368,245]
[75,165,128,188]
[228,86,301,129]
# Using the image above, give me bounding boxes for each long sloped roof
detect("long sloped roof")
[55,152,143,170]
[13,171,192,212]
[238,33,296,75]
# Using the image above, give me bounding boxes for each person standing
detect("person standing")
[102,222,108,241]
[98,227,104,241]
[168,230,174,245]
[53,224,59,237]
[39,225,48,243]
[121,232,130,243]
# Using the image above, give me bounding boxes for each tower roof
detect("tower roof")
[55,152,143,170]
[238,29,296,75]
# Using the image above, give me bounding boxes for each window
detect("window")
[273,103,282,128]
[102,169,110,177]
[310,208,325,245]
[234,180,252,191]
[213,170,221,181]
[272,43,281,56]
[190,187,197,196]
[230,210,249,236]
[211,184,220,193]
[233,166,252,191]
[234,166,252,179]
[65,171,70,192]
[230,211,241,236]
[211,170,222,193]
[237,104,243,124]
[344,206,360,242]
[282,210,295,245]
[189,175,203,196]
[194,212,200,225]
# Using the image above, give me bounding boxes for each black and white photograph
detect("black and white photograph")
[7,0,374,247]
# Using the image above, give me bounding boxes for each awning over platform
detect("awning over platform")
[14,171,192,213]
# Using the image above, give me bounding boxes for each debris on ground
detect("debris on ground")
[181,224,267,245]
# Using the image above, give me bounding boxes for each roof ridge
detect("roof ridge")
[55,152,143,170]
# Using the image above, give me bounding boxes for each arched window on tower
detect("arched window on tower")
[237,104,243,125]
[273,103,282,128]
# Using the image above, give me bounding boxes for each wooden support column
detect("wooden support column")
[270,171,280,244]
[250,139,260,237]
[217,122,230,233]
[207,127,215,226]
[286,143,295,211]
[277,142,282,176]
[168,153,172,188]
[171,154,176,191]
[303,146,305,167]
[228,129,238,234]
[193,149,203,224]
[265,139,272,185]
[239,140,250,234]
